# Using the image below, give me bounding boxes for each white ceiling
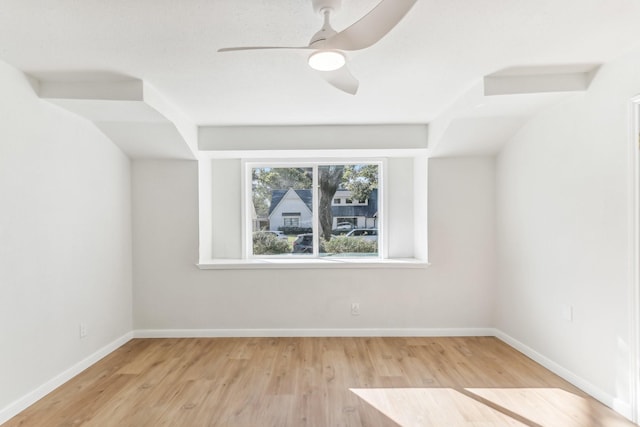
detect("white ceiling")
[2,0,640,156]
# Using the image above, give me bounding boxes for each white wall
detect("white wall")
[132,157,495,332]
[0,61,132,412]
[210,159,242,259]
[495,47,640,414]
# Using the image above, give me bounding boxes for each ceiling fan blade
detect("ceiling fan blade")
[218,46,311,52]
[317,65,359,95]
[323,0,417,51]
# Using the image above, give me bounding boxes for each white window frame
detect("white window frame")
[244,160,385,260]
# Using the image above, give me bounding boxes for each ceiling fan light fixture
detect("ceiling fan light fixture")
[308,50,345,71]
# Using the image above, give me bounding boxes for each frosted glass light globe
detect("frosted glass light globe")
[308,50,345,71]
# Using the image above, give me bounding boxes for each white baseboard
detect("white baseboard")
[0,331,134,425]
[133,327,496,338]
[493,329,633,421]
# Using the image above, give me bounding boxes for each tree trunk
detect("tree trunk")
[318,166,344,241]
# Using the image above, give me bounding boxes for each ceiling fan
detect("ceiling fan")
[218,0,417,95]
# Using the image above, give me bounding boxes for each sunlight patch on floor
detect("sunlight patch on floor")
[466,388,631,427]
[350,388,526,426]
[350,387,629,427]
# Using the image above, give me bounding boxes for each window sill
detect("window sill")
[196,258,430,270]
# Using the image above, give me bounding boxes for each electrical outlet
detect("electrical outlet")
[79,322,88,338]
[351,302,361,316]
[562,304,573,322]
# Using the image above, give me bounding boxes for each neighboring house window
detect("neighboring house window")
[352,199,367,205]
[249,162,381,258]
[283,214,300,227]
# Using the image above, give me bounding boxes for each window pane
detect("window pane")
[318,164,379,257]
[251,167,313,256]
[283,217,299,227]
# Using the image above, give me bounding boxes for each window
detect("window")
[248,162,381,258]
[198,155,428,267]
[283,216,300,227]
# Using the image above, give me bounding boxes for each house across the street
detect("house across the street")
[268,188,378,231]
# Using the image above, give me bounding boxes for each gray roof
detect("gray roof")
[268,189,312,216]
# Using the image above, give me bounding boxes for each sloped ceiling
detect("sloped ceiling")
[2,0,640,157]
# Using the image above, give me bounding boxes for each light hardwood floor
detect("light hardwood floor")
[3,337,636,426]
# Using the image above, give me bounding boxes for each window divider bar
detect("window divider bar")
[312,165,319,257]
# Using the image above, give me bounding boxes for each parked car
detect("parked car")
[335,222,355,231]
[292,233,313,253]
[345,228,378,242]
[254,230,288,241]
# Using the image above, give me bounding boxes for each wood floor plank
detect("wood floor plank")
[2,337,635,427]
